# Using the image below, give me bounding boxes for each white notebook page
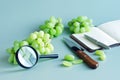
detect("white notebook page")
[85,27,118,46]
[98,20,120,42]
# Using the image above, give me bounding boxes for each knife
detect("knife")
[63,37,99,69]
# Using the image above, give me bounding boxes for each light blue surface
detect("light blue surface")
[0,0,120,80]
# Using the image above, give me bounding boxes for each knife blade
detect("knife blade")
[63,37,99,69]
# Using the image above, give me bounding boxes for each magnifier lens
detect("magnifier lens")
[16,46,38,69]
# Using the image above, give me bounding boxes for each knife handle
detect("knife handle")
[75,50,99,69]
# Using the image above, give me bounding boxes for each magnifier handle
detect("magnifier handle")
[40,54,58,58]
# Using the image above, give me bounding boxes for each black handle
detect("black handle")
[39,54,58,58]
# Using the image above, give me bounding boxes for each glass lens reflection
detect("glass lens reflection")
[17,46,37,68]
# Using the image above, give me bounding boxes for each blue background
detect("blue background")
[0,0,120,80]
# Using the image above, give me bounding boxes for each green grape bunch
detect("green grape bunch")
[68,16,94,33]
[39,16,64,38]
[6,31,54,64]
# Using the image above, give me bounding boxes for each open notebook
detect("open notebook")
[71,20,120,52]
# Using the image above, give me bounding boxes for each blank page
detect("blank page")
[98,20,120,42]
[85,27,118,46]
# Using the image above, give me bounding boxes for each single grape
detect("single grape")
[73,22,80,27]
[68,21,73,27]
[44,47,51,54]
[57,17,62,23]
[49,16,57,23]
[72,59,83,64]
[74,26,80,33]
[30,33,37,40]
[46,22,54,28]
[31,40,39,49]
[69,26,74,32]
[20,41,29,47]
[80,27,86,33]
[47,43,54,51]
[13,56,18,64]
[62,61,72,67]
[14,40,20,47]
[50,28,56,36]
[64,54,75,61]
[6,48,14,54]
[13,46,20,53]
[99,55,106,61]
[95,50,104,56]
[37,30,44,38]
[8,54,14,63]
[39,47,45,54]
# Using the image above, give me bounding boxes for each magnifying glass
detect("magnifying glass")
[15,45,58,69]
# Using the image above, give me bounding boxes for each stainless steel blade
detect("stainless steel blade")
[63,37,84,51]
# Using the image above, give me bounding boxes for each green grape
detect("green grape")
[39,47,45,54]
[74,26,80,33]
[72,59,83,64]
[80,27,86,33]
[57,17,62,23]
[8,54,14,63]
[31,41,39,49]
[99,55,106,61]
[13,56,18,64]
[95,50,104,56]
[14,40,20,47]
[55,26,62,36]
[6,48,14,54]
[50,28,56,35]
[39,41,44,47]
[68,21,73,27]
[69,26,74,32]
[82,22,89,27]
[95,50,106,61]
[86,19,93,23]
[43,33,50,42]
[84,26,91,32]
[44,47,51,54]
[33,31,39,35]
[30,33,37,40]
[45,20,50,24]
[73,22,80,27]
[46,22,54,28]
[39,25,46,30]
[20,41,29,47]
[64,54,75,61]
[57,23,64,30]
[36,38,43,44]
[47,43,54,51]
[37,30,44,38]
[77,16,88,22]
[72,19,77,23]
[62,61,72,67]
[49,16,57,23]
[43,28,50,33]
[13,46,20,53]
